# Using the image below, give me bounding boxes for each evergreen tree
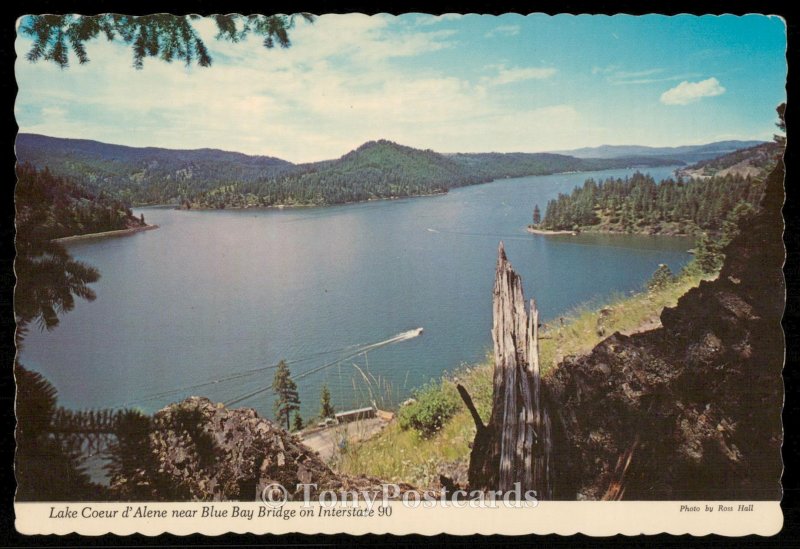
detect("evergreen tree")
[693,232,724,274]
[13,164,163,501]
[720,202,755,247]
[20,14,314,70]
[539,171,767,236]
[105,410,167,500]
[14,364,98,500]
[647,264,674,291]
[775,103,786,146]
[320,384,335,419]
[14,185,101,334]
[292,412,304,432]
[272,360,300,431]
[14,236,99,333]
[532,204,541,225]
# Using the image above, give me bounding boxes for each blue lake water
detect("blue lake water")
[20,166,692,420]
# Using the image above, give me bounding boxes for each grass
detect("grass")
[332,364,492,487]
[537,271,708,373]
[334,270,708,487]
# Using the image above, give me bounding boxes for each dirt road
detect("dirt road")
[299,418,387,461]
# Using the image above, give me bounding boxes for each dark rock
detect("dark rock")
[544,160,784,500]
[110,396,401,501]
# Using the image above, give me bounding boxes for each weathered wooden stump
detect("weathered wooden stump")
[458,242,553,498]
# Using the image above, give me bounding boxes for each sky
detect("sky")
[15,14,787,163]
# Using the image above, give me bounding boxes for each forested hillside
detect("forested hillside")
[534,135,783,235]
[16,134,295,205]
[537,172,765,235]
[191,141,685,208]
[190,140,475,208]
[15,163,145,240]
[19,134,684,209]
[17,132,778,218]
[677,141,783,179]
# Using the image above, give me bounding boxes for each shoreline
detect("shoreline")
[337,270,707,485]
[527,227,577,236]
[52,224,159,243]
[181,190,449,212]
[148,164,682,213]
[527,225,692,238]
[580,227,691,237]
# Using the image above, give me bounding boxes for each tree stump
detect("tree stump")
[459,242,553,498]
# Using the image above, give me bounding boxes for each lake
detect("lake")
[20,166,692,420]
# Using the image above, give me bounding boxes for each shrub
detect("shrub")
[647,263,674,291]
[398,382,460,438]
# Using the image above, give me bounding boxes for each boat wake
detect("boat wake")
[225,327,424,406]
[119,328,424,409]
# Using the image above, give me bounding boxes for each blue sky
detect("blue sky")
[15,14,787,163]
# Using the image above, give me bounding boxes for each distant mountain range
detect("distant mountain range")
[555,141,765,164]
[15,133,763,208]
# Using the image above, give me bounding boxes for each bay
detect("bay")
[20,166,691,419]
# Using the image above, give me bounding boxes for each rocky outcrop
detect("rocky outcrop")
[544,160,785,500]
[112,396,406,501]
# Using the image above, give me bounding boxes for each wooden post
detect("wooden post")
[459,242,553,498]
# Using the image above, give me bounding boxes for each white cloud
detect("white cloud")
[614,68,663,79]
[591,64,619,75]
[16,15,472,161]
[485,25,520,38]
[14,13,555,161]
[593,66,706,87]
[40,106,67,118]
[229,15,456,66]
[660,77,726,105]
[415,14,463,26]
[20,15,745,163]
[596,67,668,85]
[611,73,701,86]
[481,65,556,86]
